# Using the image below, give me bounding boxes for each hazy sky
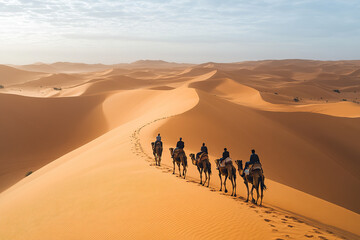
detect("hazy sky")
[0,0,359,64]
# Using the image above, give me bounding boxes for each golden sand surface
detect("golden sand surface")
[0,60,359,239]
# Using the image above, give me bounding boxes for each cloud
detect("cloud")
[0,0,359,63]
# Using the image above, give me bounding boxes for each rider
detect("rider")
[153,133,162,154]
[196,143,208,159]
[172,137,184,158]
[242,149,261,176]
[217,148,230,169]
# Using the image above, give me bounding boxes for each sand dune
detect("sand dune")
[13,62,111,73]
[12,60,194,74]
[0,65,48,87]
[0,93,108,192]
[0,60,359,239]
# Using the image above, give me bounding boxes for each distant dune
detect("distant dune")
[0,65,48,87]
[0,60,359,240]
[10,60,195,74]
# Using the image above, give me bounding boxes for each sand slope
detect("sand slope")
[0,65,48,87]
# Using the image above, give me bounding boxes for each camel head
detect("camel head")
[214,159,220,167]
[169,148,174,155]
[235,160,243,170]
[189,153,197,165]
[151,142,154,149]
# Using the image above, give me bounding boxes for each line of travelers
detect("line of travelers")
[154,133,261,176]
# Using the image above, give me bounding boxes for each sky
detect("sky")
[0,0,359,64]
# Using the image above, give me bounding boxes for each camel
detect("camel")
[189,153,211,187]
[235,160,266,205]
[169,148,187,178]
[151,142,162,166]
[214,159,237,197]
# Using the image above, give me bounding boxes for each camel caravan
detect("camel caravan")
[151,134,266,205]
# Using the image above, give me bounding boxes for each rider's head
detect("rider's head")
[158,133,160,136]
[251,149,255,154]
[224,148,227,151]
[180,137,182,141]
[202,143,205,146]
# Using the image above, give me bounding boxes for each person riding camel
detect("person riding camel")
[172,137,184,158]
[217,148,230,169]
[242,149,261,177]
[153,133,162,155]
[196,143,208,160]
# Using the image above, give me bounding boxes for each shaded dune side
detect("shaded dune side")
[0,65,48,86]
[156,89,360,214]
[11,73,87,90]
[0,93,108,192]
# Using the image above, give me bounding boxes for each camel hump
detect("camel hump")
[174,148,184,155]
[199,152,208,160]
[220,157,232,168]
[251,163,262,171]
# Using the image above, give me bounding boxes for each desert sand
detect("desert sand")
[0,60,359,240]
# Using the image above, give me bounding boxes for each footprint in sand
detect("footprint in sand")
[287,225,294,228]
[318,236,328,240]
[264,219,271,222]
[304,234,313,238]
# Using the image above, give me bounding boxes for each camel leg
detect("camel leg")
[230,177,234,196]
[254,176,259,204]
[260,176,264,206]
[198,167,202,185]
[244,180,249,202]
[219,173,223,191]
[224,175,228,193]
[207,170,210,187]
[172,160,175,174]
[203,165,208,186]
[183,164,186,179]
[233,176,237,197]
[204,171,207,186]
[178,162,181,177]
[204,162,209,186]
[251,185,255,203]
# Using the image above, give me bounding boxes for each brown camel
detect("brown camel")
[169,148,187,178]
[151,142,162,166]
[189,153,211,187]
[214,159,236,197]
[235,160,266,205]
